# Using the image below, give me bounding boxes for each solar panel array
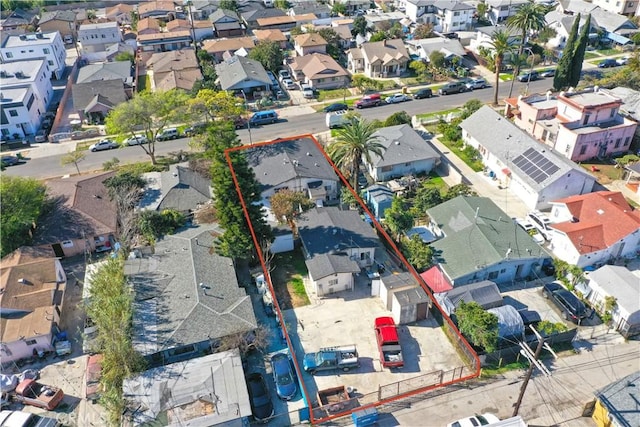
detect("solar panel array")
[511,147,560,184]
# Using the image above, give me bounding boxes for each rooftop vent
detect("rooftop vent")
[19,35,26,40]
[36,32,44,39]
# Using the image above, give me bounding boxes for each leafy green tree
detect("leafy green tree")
[506,2,547,97]
[219,0,239,12]
[188,89,245,123]
[105,90,190,164]
[632,32,640,45]
[537,320,568,336]
[569,14,591,88]
[456,301,499,352]
[340,186,359,207]
[318,28,342,60]
[444,184,477,200]
[413,23,434,40]
[332,1,346,15]
[384,111,412,127]
[274,0,290,10]
[290,26,304,36]
[401,234,434,271]
[0,177,47,257]
[487,30,517,105]
[409,60,431,81]
[327,118,385,192]
[429,51,446,69]
[351,75,383,92]
[412,186,442,216]
[595,52,640,90]
[248,40,284,72]
[385,196,413,242]
[476,2,488,19]
[352,16,367,37]
[270,189,315,233]
[461,99,484,119]
[130,10,139,31]
[138,209,186,242]
[369,31,388,42]
[554,13,580,91]
[60,150,86,175]
[388,23,404,39]
[114,51,134,63]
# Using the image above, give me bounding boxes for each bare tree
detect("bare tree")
[216,325,272,356]
[61,150,86,175]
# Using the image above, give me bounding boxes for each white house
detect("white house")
[485,0,530,25]
[77,21,123,54]
[547,191,640,268]
[398,0,474,31]
[365,124,440,182]
[460,106,596,211]
[0,60,54,138]
[468,25,521,56]
[348,39,410,78]
[407,37,467,62]
[592,0,639,16]
[0,31,66,79]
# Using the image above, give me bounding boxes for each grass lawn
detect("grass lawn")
[440,139,484,172]
[481,361,528,378]
[583,51,600,59]
[317,88,352,102]
[597,48,620,56]
[419,172,448,193]
[416,107,462,122]
[580,162,624,184]
[272,250,310,308]
[399,77,429,86]
[499,73,513,81]
[137,74,150,92]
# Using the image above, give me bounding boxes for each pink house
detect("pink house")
[507,88,637,162]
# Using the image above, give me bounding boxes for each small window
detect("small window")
[48,60,54,66]
[43,48,50,54]
[5,52,13,58]
[614,138,621,148]
[579,145,587,155]
[610,108,616,118]
[488,271,498,280]
[328,278,338,286]
[582,114,590,125]
[9,110,18,117]
[26,339,37,346]
[624,136,631,146]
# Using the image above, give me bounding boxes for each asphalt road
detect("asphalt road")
[6,79,552,180]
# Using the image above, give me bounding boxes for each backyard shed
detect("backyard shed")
[391,285,431,325]
[373,272,419,310]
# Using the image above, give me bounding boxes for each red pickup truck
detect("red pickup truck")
[374,316,404,369]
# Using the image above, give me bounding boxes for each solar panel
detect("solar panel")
[511,147,560,184]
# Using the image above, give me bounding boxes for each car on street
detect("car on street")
[465,77,487,90]
[438,81,467,95]
[616,56,630,66]
[282,78,296,90]
[89,139,119,152]
[517,70,540,82]
[598,58,618,68]
[413,88,433,99]
[301,84,315,99]
[540,69,555,77]
[385,93,410,104]
[124,134,149,146]
[355,93,382,108]
[447,413,500,427]
[542,281,589,323]
[246,373,274,423]
[323,103,349,112]
[156,127,179,141]
[1,155,20,167]
[270,353,297,400]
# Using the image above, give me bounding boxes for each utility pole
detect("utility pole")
[512,327,548,417]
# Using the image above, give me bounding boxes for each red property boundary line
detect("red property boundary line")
[225,134,481,425]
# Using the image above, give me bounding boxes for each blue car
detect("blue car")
[270,353,297,400]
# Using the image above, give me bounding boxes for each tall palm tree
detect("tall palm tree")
[506,2,548,97]
[487,30,517,106]
[327,118,385,193]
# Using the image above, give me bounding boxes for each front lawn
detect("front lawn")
[583,52,600,60]
[597,48,620,56]
[439,139,484,172]
[272,249,310,308]
[580,162,624,184]
[499,73,514,81]
[317,88,352,102]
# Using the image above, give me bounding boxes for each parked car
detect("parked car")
[34,129,49,142]
[527,210,553,240]
[63,34,74,44]
[542,282,589,323]
[598,58,618,68]
[447,413,500,427]
[323,103,349,113]
[246,373,274,423]
[1,155,20,167]
[156,127,179,141]
[89,139,119,152]
[183,124,207,136]
[355,93,382,108]
[282,78,296,90]
[465,78,487,90]
[270,353,297,400]
[616,56,630,66]
[438,81,467,95]
[413,88,433,99]
[517,71,540,82]
[540,69,555,77]
[301,84,315,99]
[249,110,278,126]
[385,93,410,104]
[278,69,290,80]
[124,135,149,146]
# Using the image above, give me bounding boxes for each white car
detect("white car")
[282,78,296,90]
[447,413,500,427]
[527,210,553,240]
[89,139,119,152]
[125,135,149,146]
[465,78,487,90]
[385,93,410,104]
[616,56,630,66]
[301,84,314,99]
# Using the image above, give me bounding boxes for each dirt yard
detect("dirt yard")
[271,249,310,310]
[580,161,625,184]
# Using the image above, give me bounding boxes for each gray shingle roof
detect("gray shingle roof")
[436,1,475,11]
[38,9,76,24]
[409,37,466,58]
[368,124,439,168]
[209,8,240,23]
[157,164,211,212]
[246,137,339,192]
[306,253,360,280]
[427,196,549,282]
[72,79,127,112]
[460,106,592,192]
[595,371,640,427]
[76,61,132,85]
[125,224,257,356]
[215,55,271,90]
[443,280,503,310]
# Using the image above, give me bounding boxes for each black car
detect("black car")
[542,282,589,323]
[413,88,433,99]
[598,59,618,68]
[323,103,349,113]
[246,373,274,423]
[1,155,20,167]
[517,71,540,82]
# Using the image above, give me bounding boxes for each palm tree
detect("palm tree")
[327,118,385,193]
[487,30,517,106]
[506,2,547,97]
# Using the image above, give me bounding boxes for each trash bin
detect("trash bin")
[352,407,378,427]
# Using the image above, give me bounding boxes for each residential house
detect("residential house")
[426,196,552,286]
[365,124,440,182]
[189,19,215,41]
[294,32,327,56]
[35,171,116,258]
[139,163,211,213]
[0,248,66,365]
[255,14,316,31]
[123,350,251,427]
[468,25,521,57]
[401,0,438,24]
[592,372,640,427]
[0,60,54,139]
[329,24,354,49]
[602,86,640,152]
[165,18,191,33]
[202,36,255,62]
[76,61,134,95]
[508,88,637,162]
[584,265,640,338]
[188,0,219,20]
[246,136,340,210]
[328,0,371,14]
[77,21,122,54]
[125,224,257,366]
[137,30,192,53]
[460,106,596,210]
[407,37,466,63]
[363,184,394,220]
[72,79,128,123]
[0,8,37,31]
[210,9,245,38]
[253,29,288,48]
[215,55,271,97]
[289,53,350,89]
[592,0,638,16]
[105,3,134,25]
[348,39,410,78]
[241,8,287,30]
[136,17,161,35]
[37,10,77,38]
[0,31,66,79]
[364,11,407,31]
[138,0,180,21]
[298,207,379,296]
[394,0,474,31]
[547,191,640,268]
[485,0,530,25]
[288,3,331,19]
[146,49,203,92]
